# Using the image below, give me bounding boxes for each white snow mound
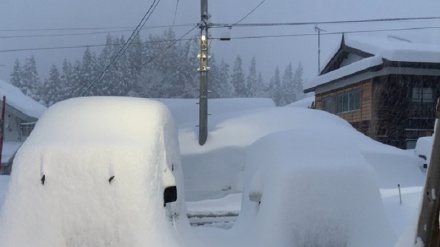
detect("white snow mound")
[238,129,396,247]
[0,97,189,247]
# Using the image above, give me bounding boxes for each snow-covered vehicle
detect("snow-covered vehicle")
[235,129,396,247]
[415,136,434,169]
[0,97,189,247]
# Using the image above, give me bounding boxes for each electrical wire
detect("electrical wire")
[0,24,195,39]
[210,26,440,40]
[172,0,180,28]
[0,23,194,33]
[212,16,440,28]
[80,0,161,96]
[233,0,266,25]
[1,25,438,53]
[140,25,198,67]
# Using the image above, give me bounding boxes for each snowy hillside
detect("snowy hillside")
[0,96,427,246]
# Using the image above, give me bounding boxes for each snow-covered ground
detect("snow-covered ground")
[0,96,428,246]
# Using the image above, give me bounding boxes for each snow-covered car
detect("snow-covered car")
[0,97,189,247]
[236,129,396,247]
[415,136,434,169]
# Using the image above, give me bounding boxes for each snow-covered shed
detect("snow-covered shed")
[304,34,440,149]
[0,79,46,142]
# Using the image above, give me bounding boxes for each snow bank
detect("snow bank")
[286,96,315,108]
[0,97,190,247]
[0,176,8,207]
[1,142,21,165]
[238,129,396,247]
[159,98,274,128]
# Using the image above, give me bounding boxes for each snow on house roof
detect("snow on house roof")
[345,34,440,63]
[0,79,46,119]
[305,34,440,91]
[305,55,383,91]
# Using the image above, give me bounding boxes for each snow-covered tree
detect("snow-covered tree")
[60,59,74,100]
[10,59,23,89]
[246,57,258,97]
[45,64,62,105]
[254,72,267,98]
[293,63,305,101]
[21,56,41,100]
[280,63,295,106]
[231,56,246,97]
[268,67,282,106]
[78,47,98,96]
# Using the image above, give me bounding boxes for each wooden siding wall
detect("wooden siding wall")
[315,79,373,135]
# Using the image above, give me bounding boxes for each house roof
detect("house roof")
[0,79,46,119]
[305,34,440,92]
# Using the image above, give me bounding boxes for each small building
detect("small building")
[304,35,440,149]
[1,79,46,173]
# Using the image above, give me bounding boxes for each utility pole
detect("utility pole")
[315,26,326,75]
[198,0,210,145]
[416,98,440,246]
[0,96,5,174]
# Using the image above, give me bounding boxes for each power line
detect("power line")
[0,23,194,33]
[233,0,266,25]
[140,25,198,67]
[0,24,195,39]
[212,16,440,28]
[172,0,180,28]
[80,0,161,96]
[211,26,440,40]
[0,25,437,53]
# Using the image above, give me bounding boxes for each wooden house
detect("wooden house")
[304,35,440,149]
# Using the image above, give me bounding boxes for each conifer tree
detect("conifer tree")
[280,63,295,106]
[10,59,23,89]
[246,57,258,97]
[268,67,282,106]
[60,59,74,100]
[231,56,246,97]
[40,64,62,106]
[293,63,305,101]
[254,72,267,98]
[21,55,41,100]
[218,60,233,97]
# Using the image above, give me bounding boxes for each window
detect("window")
[323,97,335,113]
[322,90,361,114]
[412,87,433,103]
[339,90,361,113]
[20,122,36,137]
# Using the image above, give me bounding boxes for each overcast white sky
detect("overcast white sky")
[1,0,440,86]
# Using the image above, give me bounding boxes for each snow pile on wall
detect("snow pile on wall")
[0,97,189,247]
[237,129,396,247]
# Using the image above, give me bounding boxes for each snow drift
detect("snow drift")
[0,97,190,247]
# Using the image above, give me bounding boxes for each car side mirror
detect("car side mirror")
[249,191,262,204]
[163,186,177,206]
